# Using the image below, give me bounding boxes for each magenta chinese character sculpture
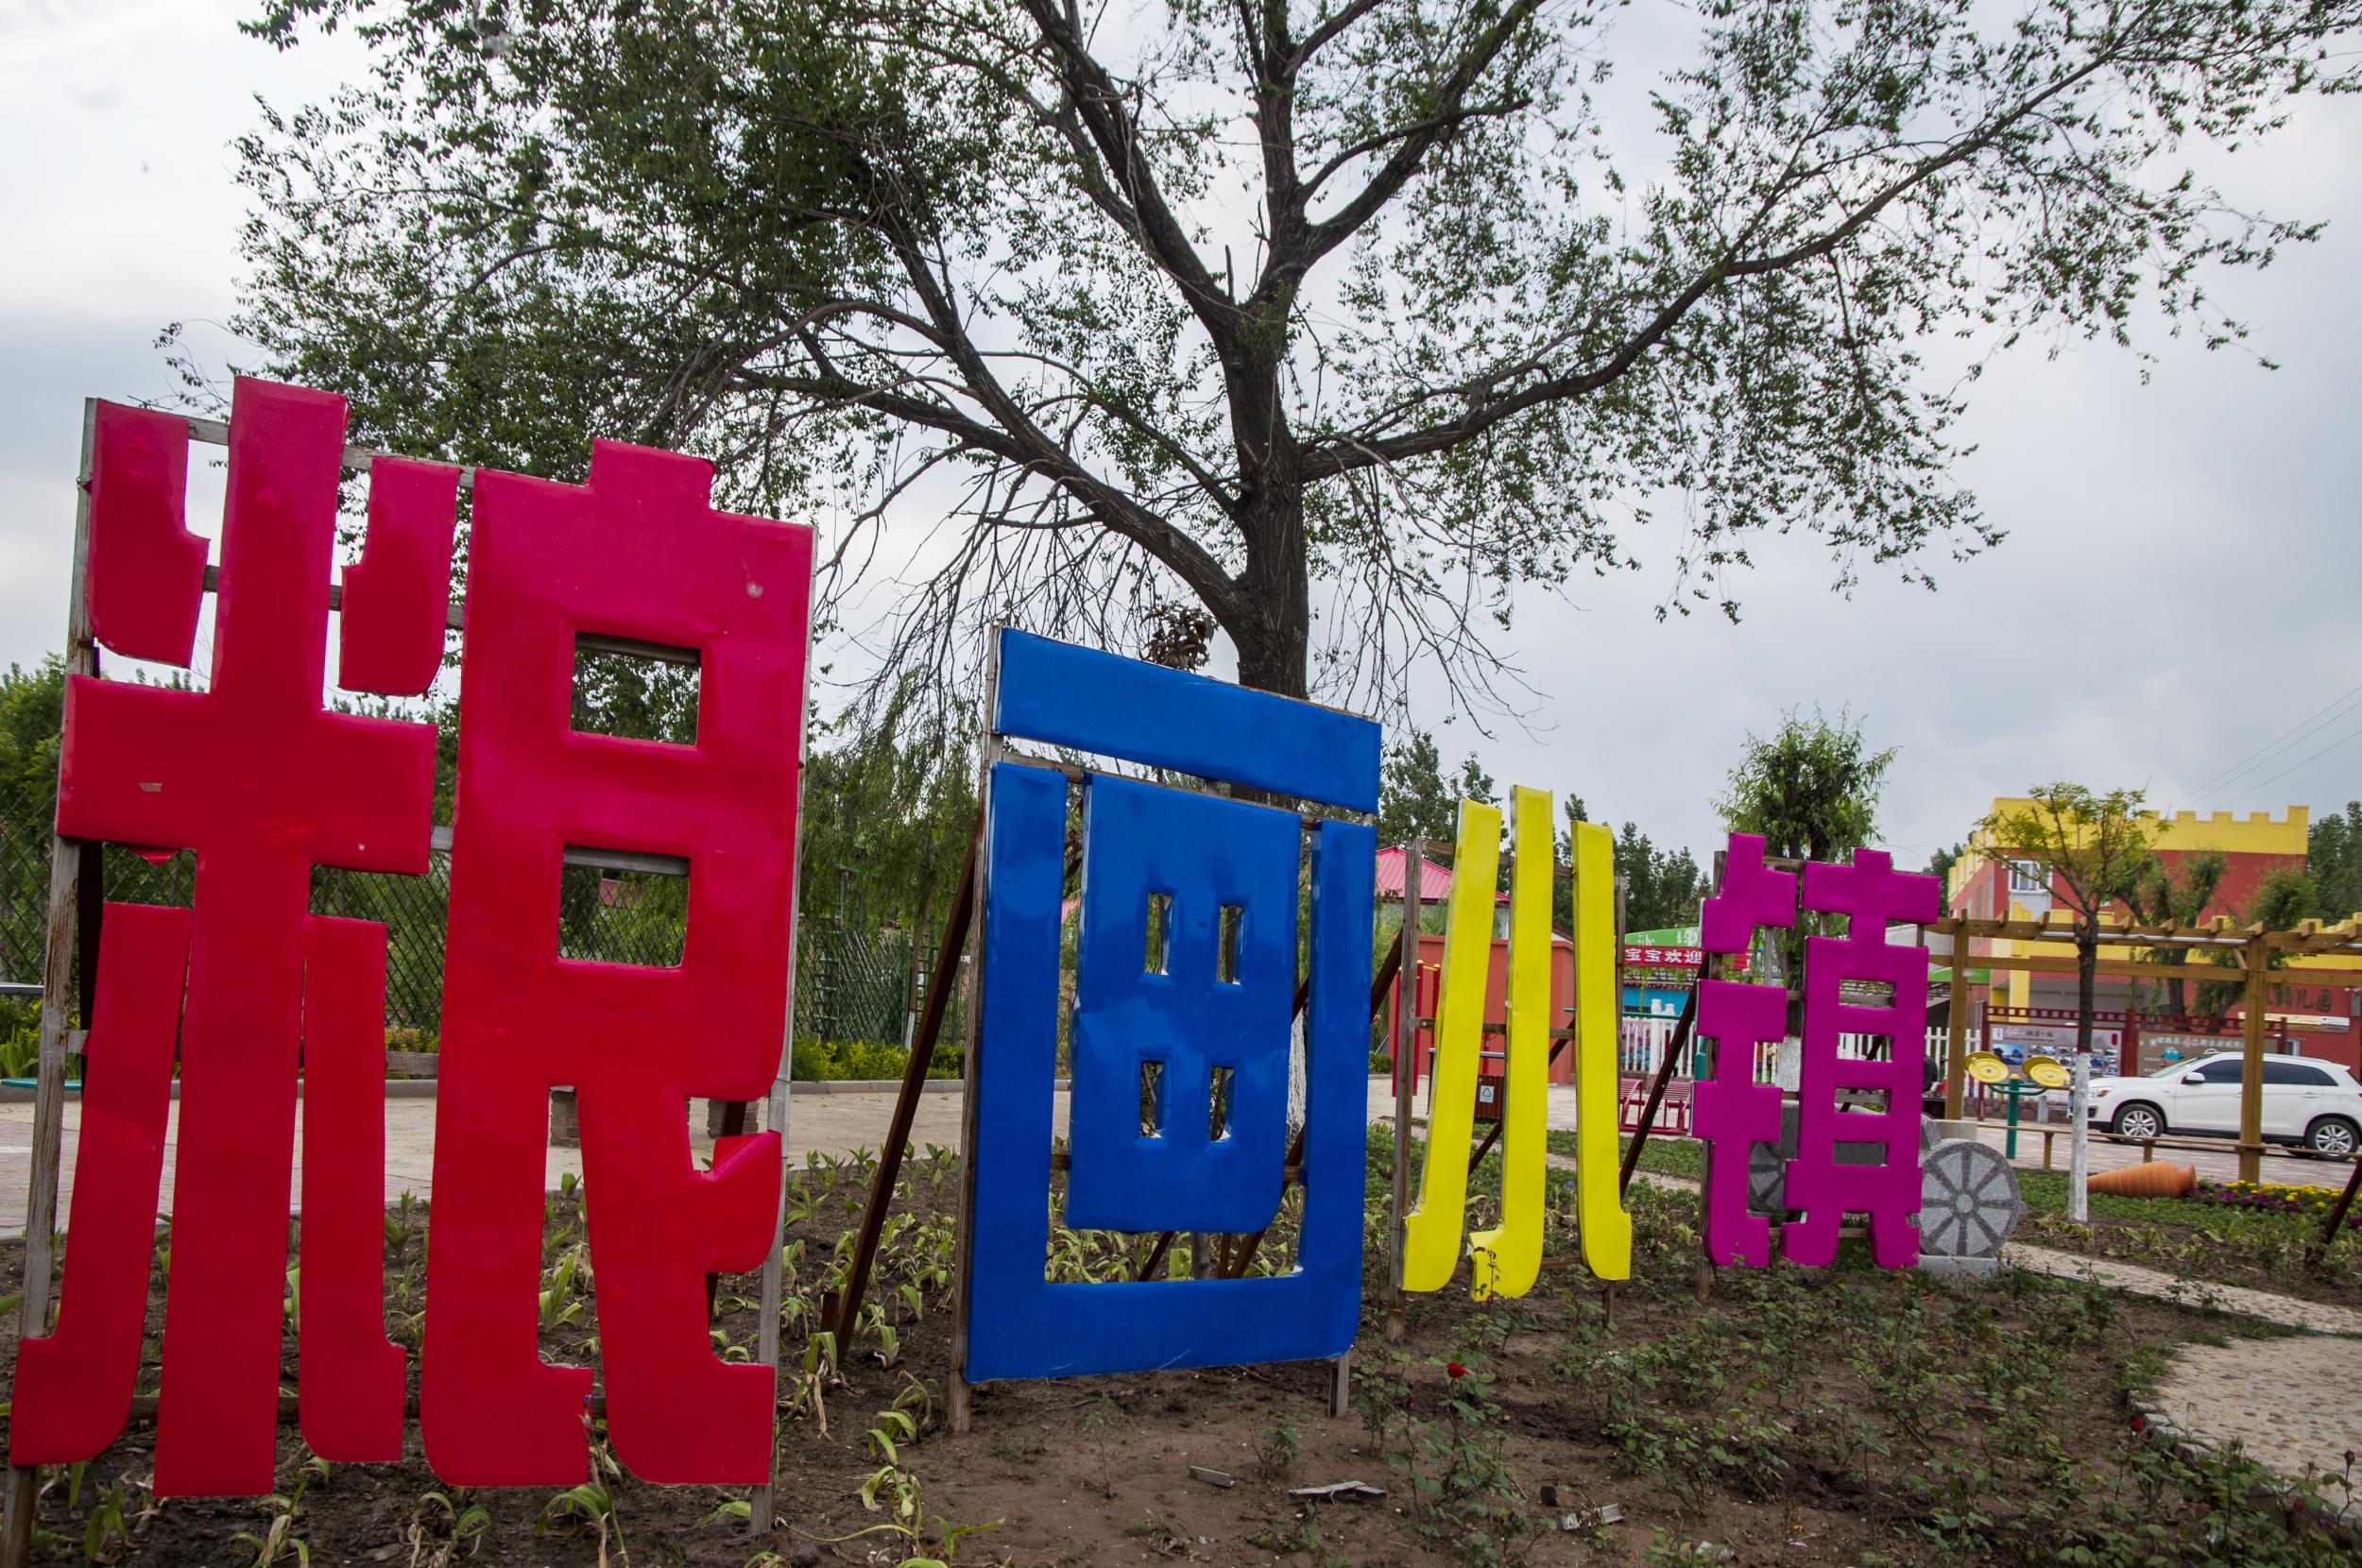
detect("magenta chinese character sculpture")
[1784,848,1941,1269]
[1691,835,1791,1268]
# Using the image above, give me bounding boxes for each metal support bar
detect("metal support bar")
[4,402,97,1568]
[748,605,817,1538]
[1385,847,1422,1343]
[1617,985,1701,1196]
[832,816,981,1340]
[2307,1156,2362,1267]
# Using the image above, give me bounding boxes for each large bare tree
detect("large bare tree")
[218,0,2358,714]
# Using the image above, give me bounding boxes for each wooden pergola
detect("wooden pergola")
[1930,913,2362,1181]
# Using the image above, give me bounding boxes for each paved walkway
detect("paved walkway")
[7,1078,2338,1238]
[2001,1242,2362,1336]
[2143,1337,2362,1522]
[0,1087,1049,1239]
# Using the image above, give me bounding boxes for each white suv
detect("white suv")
[2084,1051,2362,1155]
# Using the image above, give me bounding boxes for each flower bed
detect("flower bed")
[2193,1178,2362,1226]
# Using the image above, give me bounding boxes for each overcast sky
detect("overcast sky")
[6,0,2360,877]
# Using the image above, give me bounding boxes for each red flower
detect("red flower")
[1446,1361,1468,1380]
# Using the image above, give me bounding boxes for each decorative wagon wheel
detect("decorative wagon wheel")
[1918,1139,2025,1259]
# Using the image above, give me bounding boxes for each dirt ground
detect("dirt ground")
[0,1145,2347,1568]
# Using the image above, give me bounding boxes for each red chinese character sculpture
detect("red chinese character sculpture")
[12,378,453,1493]
[420,441,812,1488]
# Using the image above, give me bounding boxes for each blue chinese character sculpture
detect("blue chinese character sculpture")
[962,630,1379,1382]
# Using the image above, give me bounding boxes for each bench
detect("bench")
[1966,1119,2359,1171]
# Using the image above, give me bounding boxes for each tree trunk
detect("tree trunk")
[1226,508,1310,700]
[2068,926,2097,1224]
[1223,377,1311,700]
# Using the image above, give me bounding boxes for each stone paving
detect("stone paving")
[2142,1337,2362,1523]
[1999,1241,2362,1336]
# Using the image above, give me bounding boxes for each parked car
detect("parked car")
[2083,1051,2362,1155]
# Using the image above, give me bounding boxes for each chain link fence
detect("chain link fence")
[0,824,956,1066]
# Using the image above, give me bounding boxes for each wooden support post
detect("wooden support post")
[748,691,815,1538]
[2237,937,2268,1185]
[1619,986,1699,1196]
[1328,1348,1352,1418]
[2306,1155,2362,1268]
[831,818,981,1341]
[1943,921,1970,1121]
[1386,845,1423,1343]
[946,652,1006,1435]
[4,403,96,1568]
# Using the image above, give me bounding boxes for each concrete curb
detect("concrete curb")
[0,1081,440,1103]
[0,1076,1054,1105]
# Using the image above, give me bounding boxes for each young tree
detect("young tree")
[1717,707,1895,1019]
[221,0,2362,720]
[2123,849,2227,1017]
[2308,802,2362,920]
[1609,824,1703,933]
[1980,785,2157,1222]
[1376,726,1490,851]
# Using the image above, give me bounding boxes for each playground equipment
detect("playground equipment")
[1965,1050,2068,1160]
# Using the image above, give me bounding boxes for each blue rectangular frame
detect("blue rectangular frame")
[991,630,1379,813]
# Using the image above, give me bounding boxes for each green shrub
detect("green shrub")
[792,1038,963,1082]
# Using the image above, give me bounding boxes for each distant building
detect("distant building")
[1945,801,2360,1072]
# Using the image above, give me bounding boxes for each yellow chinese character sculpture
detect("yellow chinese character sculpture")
[1399,789,1629,1298]
[1399,798,1500,1294]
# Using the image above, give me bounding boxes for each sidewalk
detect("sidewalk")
[7,1078,2342,1238]
[0,1085,1058,1240]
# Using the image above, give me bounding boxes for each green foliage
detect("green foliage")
[1719,707,1895,864]
[1720,707,1894,997]
[224,0,2359,715]
[2122,850,2228,1015]
[1378,728,1494,851]
[1610,824,1703,933]
[2307,801,2362,920]
[1358,1340,1532,1566]
[1982,786,2158,934]
[791,1037,958,1082]
[798,681,977,934]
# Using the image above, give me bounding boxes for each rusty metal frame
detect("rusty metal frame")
[2,401,99,1568]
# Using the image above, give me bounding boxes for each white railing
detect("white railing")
[1617,1016,1952,1087]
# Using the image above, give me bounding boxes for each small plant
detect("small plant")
[697,1499,752,1529]
[803,1405,1001,1567]
[405,1489,490,1568]
[539,1245,589,1331]
[80,1474,137,1565]
[231,1494,307,1568]
[1255,1415,1300,1482]
[1081,1397,1117,1499]
[538,1430,626,1568]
